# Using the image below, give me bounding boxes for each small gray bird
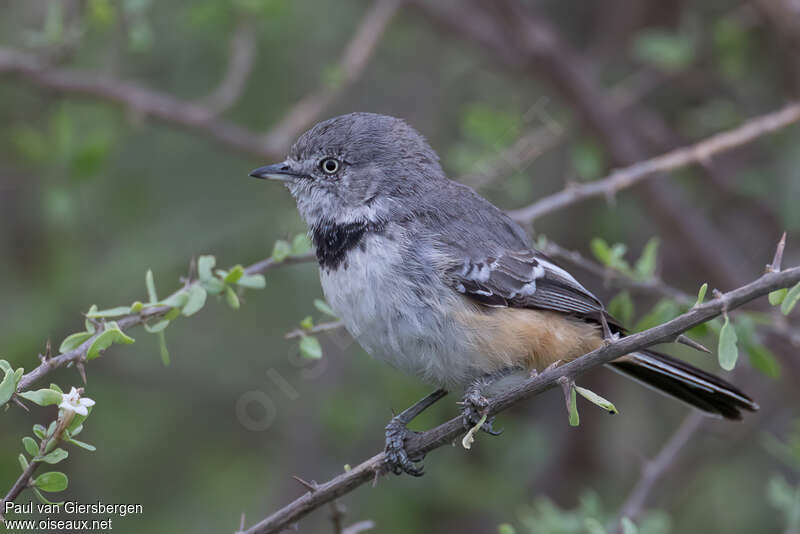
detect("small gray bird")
[250,112,757,476]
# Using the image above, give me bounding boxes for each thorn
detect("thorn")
[45,339,52,359]
[77,361,87,384]
[291,475,318,493]
[676,334,712,354]
[544,359,564,373]
[12,396,29,412]
[239,512,245,531]
[768,232,787,272]
[371,469,380,488]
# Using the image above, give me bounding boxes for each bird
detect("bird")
[250,112,758,476]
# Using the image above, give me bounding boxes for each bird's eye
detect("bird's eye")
[320,157,341,175]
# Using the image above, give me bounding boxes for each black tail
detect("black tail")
[608,350,759,420]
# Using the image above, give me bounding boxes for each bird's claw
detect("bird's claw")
[460,389,503,436]
[384,417,425,476]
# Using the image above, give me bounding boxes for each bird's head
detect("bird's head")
[250,112,444,226]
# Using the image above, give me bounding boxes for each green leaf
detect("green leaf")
[23,436,39,457]
[769,288,787,306]
[292,234,312,255]
[694,283,708,307]
[164,308,181,321]
[86,306,131,318]
[632,30,695,72]
[33,471,68,492]
[157,331,170,366]
[718,316,739,371]
[575,386,619,414]
[299,316,314,330]
[130,301,144,313]
[223,265,244,284]
[143,320,169,334]
[181,285,207,316]
[590,238,612,266]
[0,364,20,407]
[568,385,579,426]
[59,331,93,353]
[299,335,323,359]
[38,448,68,464]
[198,255,216,281]
[86,321,135,360]
[19,388,62,407]
[498,524,517,534]
[33,424,46,439]
[85,306,97,333]
[65,437,96,452]
[236,274,266,289]
[19,453,28,471]
[32,487,64,506]
[145,269,158,303]
[747,343,781,379]
[159,291,189,309]
[272,240,291,262]
[49,383,62,393]
[621,517,639,534]
[314,299,337,318]
[781,282,800,315]
[224,286,240,309]
[0,359,11,374]
[608,291,634,326]
[202,277,226,295]
[68,424,82,437]
[634,237,659,280]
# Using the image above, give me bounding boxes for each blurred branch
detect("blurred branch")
[197,19,257,116]
[613,412,705,528]
[410,0,754,287]
[0,0,402,159]
[0,46,273,157]
[262,0,403,154]
[242,262,800,534]
[12,252,316,397]
[508,102,800,224]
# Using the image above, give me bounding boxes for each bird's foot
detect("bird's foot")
[381,388,447,476]
[459,382,503,436]
[384,417,425,477]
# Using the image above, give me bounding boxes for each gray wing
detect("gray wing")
[415,179,616,326]
[445,248,619,327]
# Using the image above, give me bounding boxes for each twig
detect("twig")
[285,320,345,340]
[262,0,403,154]
[0,47,273,158]
[12,252,316,396]
[507,103,800,224]
[1,400,76,512]
[242,264,800,534]
[0,0,402,160]
[612,412,705,528]
[198,19,257,116]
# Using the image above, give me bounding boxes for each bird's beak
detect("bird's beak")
[249,161,301,182]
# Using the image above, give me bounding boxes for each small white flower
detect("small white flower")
[58,387,96,416]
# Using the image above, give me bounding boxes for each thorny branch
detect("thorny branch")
[12,253,315,397]
[242,262,800,534]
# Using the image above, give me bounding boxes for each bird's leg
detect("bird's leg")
[384,388,448,477]
[460,368,520,436]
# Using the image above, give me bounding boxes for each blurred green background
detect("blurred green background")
[1,1,800,533]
